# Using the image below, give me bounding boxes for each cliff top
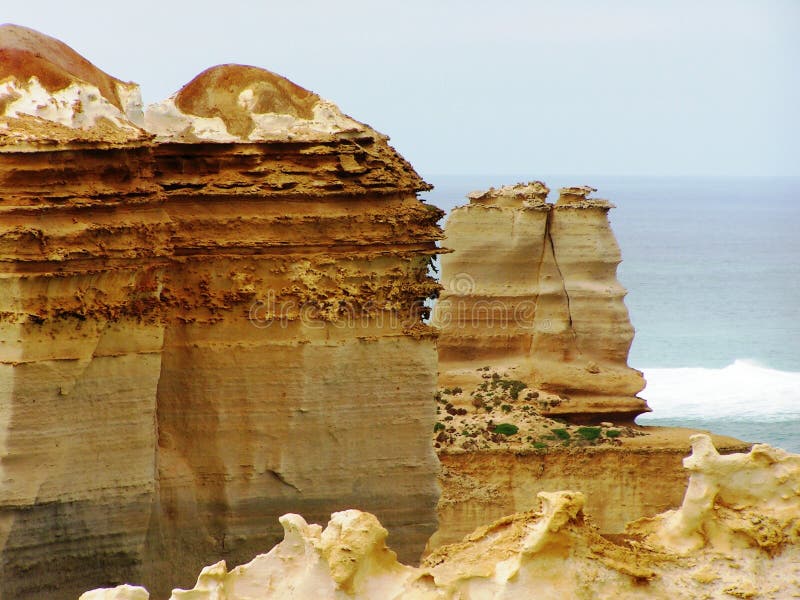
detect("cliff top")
[463,181,614,210]
[0,23,147,147]
[0,22,421,190]
[467,181,550,208]
[556,185,615,209]
[144,64,371,143]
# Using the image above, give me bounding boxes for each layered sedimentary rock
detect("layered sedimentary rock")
[432,182,647,421]
[84,436,800,599]
[143,64,442,597]
[432,424,749,549]
[0,25,441,599]
[0,24,170,600]
[428,184,750,553]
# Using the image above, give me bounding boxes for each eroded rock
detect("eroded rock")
[83,436,800,599]
[433,182,647,422]
[0,25,441,599]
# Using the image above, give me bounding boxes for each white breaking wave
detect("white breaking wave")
[638,359,800,421]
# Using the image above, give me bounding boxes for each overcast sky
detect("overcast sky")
[4,0,798,176]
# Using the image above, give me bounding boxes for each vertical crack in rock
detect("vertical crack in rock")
[527,204,551,361]
[544,208,582,357]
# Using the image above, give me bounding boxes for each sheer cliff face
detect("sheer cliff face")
[84,436,800,600]
[432,182,647,421]
[0,25,441,599]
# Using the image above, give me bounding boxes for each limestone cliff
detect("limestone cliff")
[427,183,749,554]
[432,182,647,422]
[83,436,800,599]
[0,25,442,599]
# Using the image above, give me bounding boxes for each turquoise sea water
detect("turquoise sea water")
[422,175,800,453]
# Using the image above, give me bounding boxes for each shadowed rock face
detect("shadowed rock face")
[433,182,647,422]
[0,25,442,600]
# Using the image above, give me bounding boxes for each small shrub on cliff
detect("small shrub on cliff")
[532,441,548,451]
[492,423,519,436]
[605,429,621,438]
[501,404,512,413]
[498,379,528,400]
[576,426,602,442]
[552,428,570,441]
[433,422,445,433]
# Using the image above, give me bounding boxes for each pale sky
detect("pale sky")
[4,0,798,176]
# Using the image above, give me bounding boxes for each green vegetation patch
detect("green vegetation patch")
[492,423,519,436]
[576,426,602,441]
[498,379,528,400]
[605,429,621,438]
[552,428,570,441]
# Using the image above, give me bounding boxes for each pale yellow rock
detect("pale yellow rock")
[78,585,149,600]
[83,436,800,599]
[629,434,800,556]
[432,182,647,421]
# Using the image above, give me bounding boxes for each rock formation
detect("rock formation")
[0,24,442,599]
[432,182,647,422]
[427,185,750,552]
[83,435,800,599]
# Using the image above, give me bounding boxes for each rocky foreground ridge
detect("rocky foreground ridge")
[83,435,800,599]
[0,24,442,599]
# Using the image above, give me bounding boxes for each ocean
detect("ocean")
[422,175,800,453]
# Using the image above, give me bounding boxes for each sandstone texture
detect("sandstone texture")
[428,366,750,550]
[0,25,442,599]
[84,436,800,599]
[432,182,647,422]
[427,185,751,555]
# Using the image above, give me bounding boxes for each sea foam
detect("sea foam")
[638,359,800,421]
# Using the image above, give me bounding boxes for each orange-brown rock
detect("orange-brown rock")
[432,182,647,422]
[0,25,442,599]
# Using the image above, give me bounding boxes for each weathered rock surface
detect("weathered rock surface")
[432,182,647,422]
[0,25,442,599]
[432,423,750,550]
[83,436,800,599]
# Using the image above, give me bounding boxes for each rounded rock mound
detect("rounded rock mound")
[145,63,367,143]
[0,24,144,145]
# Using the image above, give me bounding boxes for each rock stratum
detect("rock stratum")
[83,435,800,599]
[0,25,442,599]
[432,182,647,422]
